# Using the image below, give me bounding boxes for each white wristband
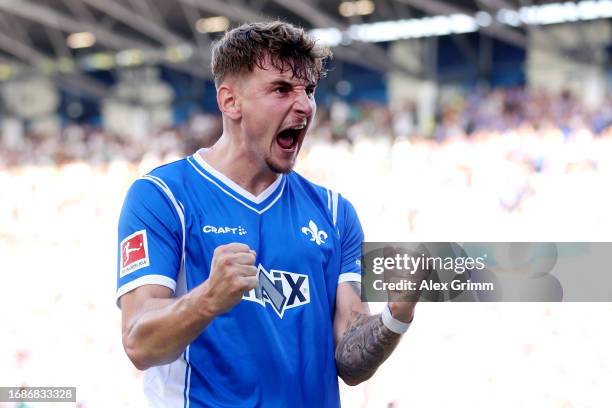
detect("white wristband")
[382,304,412,334]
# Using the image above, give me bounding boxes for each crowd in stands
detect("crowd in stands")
[2,87,612,407]
[1,87,611,168]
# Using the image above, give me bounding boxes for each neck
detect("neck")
[199,134,280,197]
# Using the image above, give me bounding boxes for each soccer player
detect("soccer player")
[117,21,419,407]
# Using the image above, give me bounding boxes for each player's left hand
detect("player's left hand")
[383,245,431,323]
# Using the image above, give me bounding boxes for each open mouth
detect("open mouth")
[276,124,306,151]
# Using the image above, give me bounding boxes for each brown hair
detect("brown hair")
[211,21,332,87]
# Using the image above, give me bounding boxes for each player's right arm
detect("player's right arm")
[117,178,257,370]
[121,243,257,370]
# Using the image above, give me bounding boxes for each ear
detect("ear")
[217,83,241,120]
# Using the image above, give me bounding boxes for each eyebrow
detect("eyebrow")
[269,79,316,88]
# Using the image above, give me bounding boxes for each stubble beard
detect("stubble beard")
[264,134,303,174]
[265,156,294,174]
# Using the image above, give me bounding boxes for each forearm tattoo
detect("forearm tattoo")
[335,283,402,384]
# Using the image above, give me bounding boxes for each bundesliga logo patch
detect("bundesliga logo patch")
[120,230,150,277]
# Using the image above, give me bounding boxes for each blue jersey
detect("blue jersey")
[116,150,364,408]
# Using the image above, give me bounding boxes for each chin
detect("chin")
[265,158,295,174]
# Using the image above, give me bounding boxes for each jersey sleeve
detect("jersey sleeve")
[337,196,364,283]
[115,177,183,307]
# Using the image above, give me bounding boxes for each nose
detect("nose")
[293,90,314,118]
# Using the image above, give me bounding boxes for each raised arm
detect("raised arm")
[333,282,415,386]
[121,283,210,370]
[120,243,257,370]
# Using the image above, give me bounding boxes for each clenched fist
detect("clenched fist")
[383,245,431,323]
[201,243,258,315]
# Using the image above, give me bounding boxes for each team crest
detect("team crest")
[302,220,327,245]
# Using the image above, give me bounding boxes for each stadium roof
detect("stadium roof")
[0,0,609,97]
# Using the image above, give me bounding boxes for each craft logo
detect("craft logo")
[203,225,247,236]
[242,264,310,318]
[120,230,149,277]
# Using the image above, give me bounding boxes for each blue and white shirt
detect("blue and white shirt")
[116,150,363,408]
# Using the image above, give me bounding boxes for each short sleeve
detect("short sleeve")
[115,178,183,307]
[338,196,364,283]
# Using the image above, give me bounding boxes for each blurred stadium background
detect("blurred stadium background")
[1,0,612,407]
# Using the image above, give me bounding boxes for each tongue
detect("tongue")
[277,131,294,149]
